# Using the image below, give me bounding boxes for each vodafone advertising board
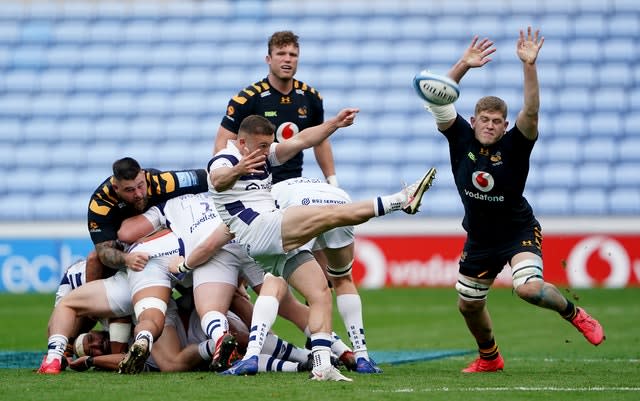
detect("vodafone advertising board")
[0,220,638,292]
[351,234,640,289]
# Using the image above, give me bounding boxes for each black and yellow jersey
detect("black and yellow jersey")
[220,77,324,183]
[442,115,538,243]
[87,168,208,245]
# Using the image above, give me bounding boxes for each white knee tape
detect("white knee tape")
[455,274,491,301]
[326,260,353,278]
[133,297,167,320]
[108,322,132,344]
[511,258,543,289]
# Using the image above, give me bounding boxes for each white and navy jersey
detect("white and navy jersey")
[141,193,225,258]
[271,177,352,209]
[55,259,88,306]
[207,140,282,227]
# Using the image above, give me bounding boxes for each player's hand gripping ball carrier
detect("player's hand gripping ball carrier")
[412,70,460,105]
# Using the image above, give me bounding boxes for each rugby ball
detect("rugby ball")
[412,70,460,105]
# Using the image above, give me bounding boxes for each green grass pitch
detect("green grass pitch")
[1,287,638,401]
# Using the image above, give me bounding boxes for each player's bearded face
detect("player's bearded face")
[115,172,149,211]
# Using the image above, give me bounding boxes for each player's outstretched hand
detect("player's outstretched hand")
[517,26,544,64]
[461,35,495,68]
[333,108,359,128]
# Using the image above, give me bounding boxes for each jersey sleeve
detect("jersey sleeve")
[87,198,119,245]
[141,206,165,231]
[219,82,264,134]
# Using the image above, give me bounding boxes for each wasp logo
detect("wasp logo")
[298,106,308,116]
[490,152,502,163]
[280,96,292,104]
[472,171,494,192]
[227,105,235,116]
[479,147,489,156]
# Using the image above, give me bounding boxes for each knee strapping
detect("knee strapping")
[133,297,167,320]
[455,274,491,301]
[326,260,353,278]
[511,258,543,289]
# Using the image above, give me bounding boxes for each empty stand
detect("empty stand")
[0,0,638,220]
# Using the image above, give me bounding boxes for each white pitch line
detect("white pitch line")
[374,387,640,393]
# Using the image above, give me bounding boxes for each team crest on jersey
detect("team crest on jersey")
[298,106,308,118]
[276,122,299,142]
[490,152,503,166]
[472,171,494,192]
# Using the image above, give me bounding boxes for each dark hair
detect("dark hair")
[475,96,508,119]
[268,31,299,55]
[112,157,141,180]
[239,115,276,137]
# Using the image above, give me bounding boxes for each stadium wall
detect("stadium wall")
[1,217,638,293]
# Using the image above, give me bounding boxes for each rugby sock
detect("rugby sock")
[201,310,229,345]
[477,337,500,360]
[330,331,352,358]
[198,339,215,361]
[336,294,369,359]
[262,333,310,363]
[244,296,279,359]
[560,300,578,321]
[258,355,299,372]
[45,334,68,362]
[373,191,406,216]
[310,332,333,369]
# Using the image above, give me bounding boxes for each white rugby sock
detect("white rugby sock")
[262,333,310,363]
[258,354,299,372]
[373,190,406,216]
[198,339,215,361]
[244,296,279,359]
[337,294,369,359]
[45,334,68,362]
[310,332,333,369]
[201,310,229,344]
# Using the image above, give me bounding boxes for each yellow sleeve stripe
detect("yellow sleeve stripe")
[89,199,111,216]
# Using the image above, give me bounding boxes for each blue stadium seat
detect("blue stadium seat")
[566,39,601,63]
[595,88,629,112]
[576,163,613,189]
[363,18,398,40]
[607,15,639,38]
[128,117,165,140]
[562,63,596,88]
[64,94,102,117]
[88,21,124,44]
[613,163,640,187]
[422,187,464,216]
[333,139,371,164]
[399,18,433,40]
[85,142,122,168]
[608,188,640,215]
[39,68,73,92]
[81,45,116,68]
[93,117,130,141]
[557,88,591,112]
[533,188,572,216]
[52,21,89,44]
[22,117,59,142]
[597,62,632,87]
[135,92,170,116]
[618,138,640,162]
[0,194,35,220]
[571,14,607,39]
[143,67,179,91]
[0,118,22,143]
[170,92,209,117]
[116,44,153,67]
[0,21,19,44]
[581,138,618,163]
[157,20,191,43]
[109,69,144,93]
[540,162,577,188]
[49,143,89,168]
[587,112,623,137]
[5,168,42,194]
[57,118,95,142]
[3,69,39,92]
[123,20,157,43]
[45,45,81,68]
[571,188,608,215]
[73,68,110,92]
[602,39,636,62]
[165,116,201,141]
[150,45,185,67]
[101,93,136,117]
